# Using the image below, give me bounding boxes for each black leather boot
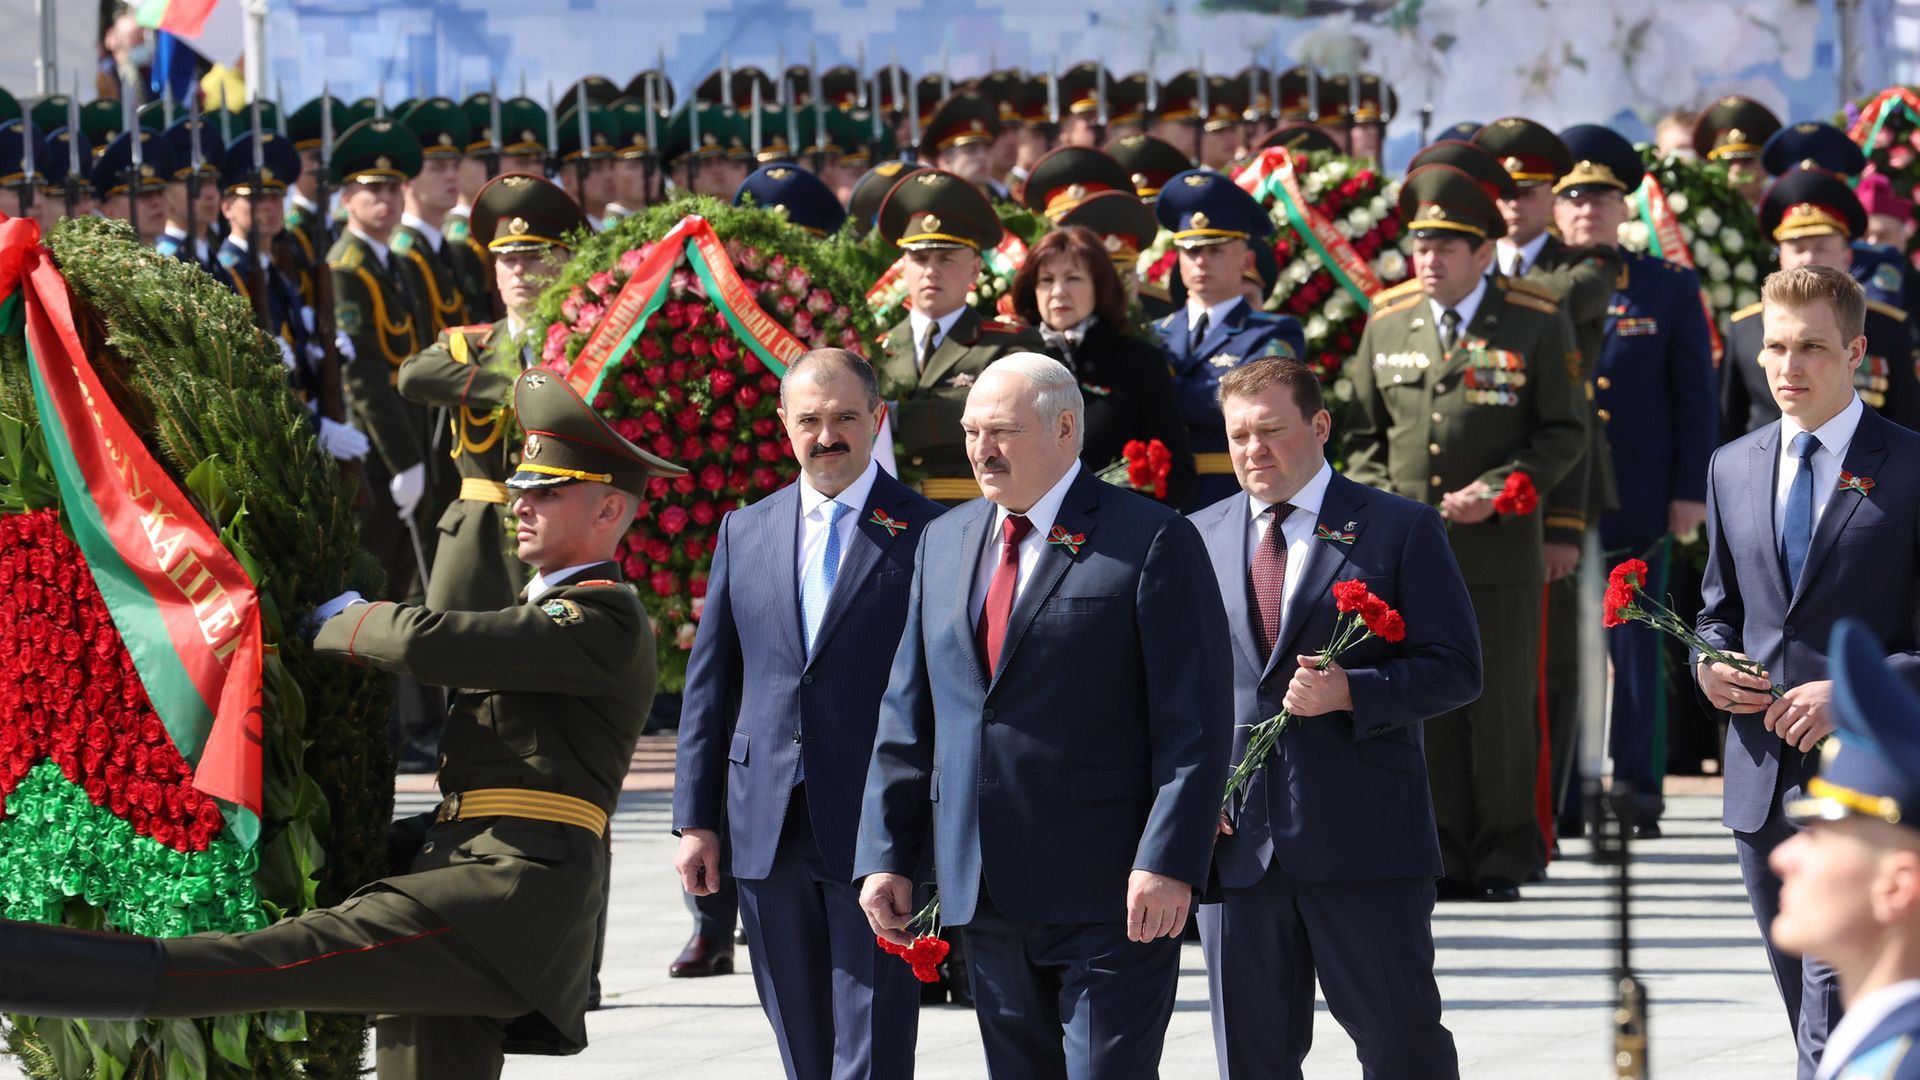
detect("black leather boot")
[0,918,164,1019]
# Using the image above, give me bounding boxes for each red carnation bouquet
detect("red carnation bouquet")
[875,894,949,983]
[1604,558,1780,699]
[1486,471,1539,515]
[1223,579,1407,806]
[1097,438,1175,500]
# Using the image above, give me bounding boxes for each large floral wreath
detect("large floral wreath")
[0,217,388,1077]
[1622,150,1774,344]
[537,197,883,692]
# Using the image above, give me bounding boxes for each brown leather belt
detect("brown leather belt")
[435,787,608,835]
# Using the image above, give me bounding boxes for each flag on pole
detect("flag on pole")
[133,0,220,38]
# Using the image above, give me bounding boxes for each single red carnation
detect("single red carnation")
[1492,472,1539,516]
[1332,580,1371,613]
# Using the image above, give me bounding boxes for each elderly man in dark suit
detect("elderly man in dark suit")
[1189,357,1481,1079]
[1696,265,1920,1079]
[674,348,942,1080]
[856,353,1232,1079]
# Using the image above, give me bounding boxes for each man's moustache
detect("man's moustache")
[975,458,1009,472]
[810,443,848,458]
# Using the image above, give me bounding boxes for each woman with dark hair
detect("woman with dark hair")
[1012,223,1197,506]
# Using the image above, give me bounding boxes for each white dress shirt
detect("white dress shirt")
[795,458,880,584]
[907,306,967,371]
[1774,393,1864,540]
[400,213,445,254]
[346,226,392,269]
[1247,460,1334,623]
[161,224,212,264]
[1429,274,1489,342]
[1815,978,1920,1080]
[1185,295,1245,342]
[1495,231,1550,278]
[527,562,603,603]
[971,461,1083,626]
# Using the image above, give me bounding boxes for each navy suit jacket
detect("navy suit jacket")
[1190,473,1481,888]
[1697,406,1920,833]
[1595,250,1716,546]
[854,466,1233,926]
[674,468,943,881]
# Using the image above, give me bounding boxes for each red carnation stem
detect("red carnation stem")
[1604,564,1781,699]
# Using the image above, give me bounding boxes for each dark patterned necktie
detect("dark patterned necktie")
[1250,503,1296,657]
[1189,310,1210,353]
[1441,308,1462,353]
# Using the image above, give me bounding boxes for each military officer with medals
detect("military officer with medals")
[0,369,684,1080]
[1725,166,1920,437]
[1341,164,1589,901]
[873,168,1044,504]
[1694,95,1783,209]
[1152,168,1305,509]
[329,117,432,601]
[395,99,477,338]
[1556,124,1718,838]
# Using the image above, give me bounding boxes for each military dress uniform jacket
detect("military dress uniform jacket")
[444,209,502,323]
[331,231,428,476]
[218,238,325,402]
[1523,240,1623,541]
[311,564,656,1054]
[1722,296,1920,439]
[1155,298,1306,508]
[877,307,1045,499]
[1342,276,1589,586]
[284,198,328,308]
[393,223,474,339]
[1591,249,1717,545]
[398,320,528,612]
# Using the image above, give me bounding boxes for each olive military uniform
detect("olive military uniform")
[1341,165,1588,890]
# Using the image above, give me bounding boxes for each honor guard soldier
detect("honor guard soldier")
[395,99,477,337]
[0,119,47,222]
[555,101,619,229]
[1773,621,1920,1080]
[1347,74,1396,164]
[733,162,847,236]
[1556,124,1717,837]
[330,117,433,600]
[1153,168,1304,508]
[1341,164,1588,901]
[873,168,1044,503]
[1726,167,1920,436]
[603,96,657,224]
[1693,95,1782,208]
[662,101,748,199]
[1260,121,1341,155]
[1056,63,1113,148]
[1020,144,1135,224]
[1105,132,1192,204]
[1759,121,1920,320]
[40,125,92,224]
[91,129,174,246]
[157,118,224,275]
[1467,118,1621,845]
[0,369,685,1080]
[286,95,348,305]
[400,173,587,614]
[447,92,502,320]
[495,96,552,176]
[920,92,1008,201]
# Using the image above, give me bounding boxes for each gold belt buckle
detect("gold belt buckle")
[437,791,462,823]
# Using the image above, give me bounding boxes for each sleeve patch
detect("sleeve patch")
[336,300,364,336]
[542,598,585,626]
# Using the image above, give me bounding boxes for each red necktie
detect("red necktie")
[1250,503,1296,657]
[977,514,1033,677]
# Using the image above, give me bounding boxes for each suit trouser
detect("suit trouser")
[1426,581,1543,884]
[1605,540,1667,812]
[736,785,920,1080]
[962,886,1180,1080]
[1196,867,1456,1080]
[1735,794,1841,1080]
[1544,575,1582,834]
[153,889,529,1080]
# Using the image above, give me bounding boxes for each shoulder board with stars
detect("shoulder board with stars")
[1867,299,1910,324]
[1246,310,1285,324]
[330,243,366,271]
[1371,280,1426,317]
[1502,282,1562,315]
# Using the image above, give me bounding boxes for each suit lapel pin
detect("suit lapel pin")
[1046,524,1086,555]
[868,508,910,536]
[1314,524,1357,545]
[1838,471,1876,497]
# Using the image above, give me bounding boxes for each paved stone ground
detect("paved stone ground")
[0,750,1795,1079]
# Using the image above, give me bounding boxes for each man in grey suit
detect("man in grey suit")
[856,354,1233,1079]
[675,349,942,1080]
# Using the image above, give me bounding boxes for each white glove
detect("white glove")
[304,590,367,641]
[317,417,370,462]
[306,339,326,363]
[301,306,316,334]
[275,336,297,370]
[389,462,426,519]
[334,330,357,362]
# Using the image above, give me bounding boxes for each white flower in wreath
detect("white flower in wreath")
[1325,292,1353,319]
[1691,241,1715,266]
[1619,221,1651,249]
[1347,208,1375,232]
[1708,255,1731,282]
[1667,192,1690,215]
[1333,219,1356,239]
[1305,314,1329,339]
[1723,231,1746,255]
[1737,287,1759,309]
[1711,281,1734,309]
[1696,208,1722,235]
[1323,161,1349,181]
[1303,179,1325,201]
[1370,195,1390,216]
[1679,224,1696,244]
[1376,249,1408,280]
[1334,377,1355,402]
[1287,260,1314,285]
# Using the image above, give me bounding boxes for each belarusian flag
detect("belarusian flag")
[134,0,218,38]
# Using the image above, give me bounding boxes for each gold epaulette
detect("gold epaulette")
[1868,299,1910,324]
[1502,279,1562,315]
[1370,279,1425,315]
[1730,301,1765,323]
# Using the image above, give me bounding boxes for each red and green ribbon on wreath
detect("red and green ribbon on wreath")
[1234,148,1384,313]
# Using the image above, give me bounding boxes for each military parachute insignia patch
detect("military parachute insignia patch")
[541,598,584,626]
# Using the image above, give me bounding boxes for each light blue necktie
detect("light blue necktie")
[802,500,851,655]
[1782,431,1820,590]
